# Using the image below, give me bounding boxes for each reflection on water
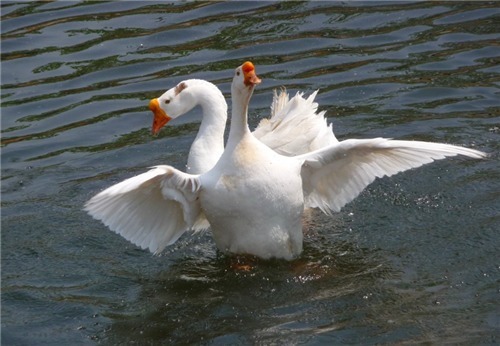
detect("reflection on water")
[1,1,499,344]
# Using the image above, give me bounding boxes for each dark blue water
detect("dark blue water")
[2,1,499,344]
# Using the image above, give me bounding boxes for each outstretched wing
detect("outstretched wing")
[253,89,337,155]
[84,165,206,254]
[300,138,487,214]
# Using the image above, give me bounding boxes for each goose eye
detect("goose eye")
[165,99,170,104]
[236,71,240,76]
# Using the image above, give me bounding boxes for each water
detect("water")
[1,1,499,344]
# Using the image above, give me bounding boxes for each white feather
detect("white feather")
[84,166,205,254]
[253,89,338,155]
[300,138,488,214]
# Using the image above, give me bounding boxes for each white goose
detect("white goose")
[149,79,337,174]
[85,61,487,260]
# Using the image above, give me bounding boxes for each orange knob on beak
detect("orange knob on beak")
[242,61,262,86]
[149,98,172,136]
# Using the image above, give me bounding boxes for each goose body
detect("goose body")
[197,69,307,258]
[200,133,305,258]
[85,62,487,260]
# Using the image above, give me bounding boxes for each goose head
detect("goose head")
[149,80,202,135]
[231,61,261,101]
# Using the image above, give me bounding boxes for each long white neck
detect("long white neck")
[227,85,253,148]
[186,82,227,174]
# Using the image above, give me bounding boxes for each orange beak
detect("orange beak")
[149,98,172,136]
[242,61,261,86]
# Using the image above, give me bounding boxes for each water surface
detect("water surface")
[2,1,499,344]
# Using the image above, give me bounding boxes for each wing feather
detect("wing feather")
[300,138,487,214]
[253,88,338,155]
[84,165,205,254]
